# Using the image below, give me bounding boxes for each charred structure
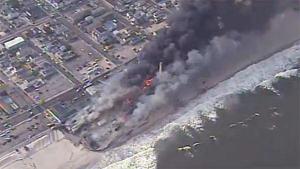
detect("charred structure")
[66,0,300,150]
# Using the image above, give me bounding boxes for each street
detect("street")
[0,16,51,44]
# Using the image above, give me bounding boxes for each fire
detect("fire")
[142,78,153,90]
[144,78,153,87]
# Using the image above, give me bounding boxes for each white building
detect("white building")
[3,37,25,50]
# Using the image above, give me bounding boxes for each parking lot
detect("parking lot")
[63,39,116,82]
[0,111,49,155]
[113,41,147,62]
[26,71,75,103]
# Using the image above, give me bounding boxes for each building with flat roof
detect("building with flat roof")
[47,103,77,123]
[3,37,25,50]
[0,91,19,115]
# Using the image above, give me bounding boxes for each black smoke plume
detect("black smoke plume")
[69,0,300,149]
[123,0,298,86]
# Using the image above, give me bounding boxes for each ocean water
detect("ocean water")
[155,70,300,169]
[96,44,300,169]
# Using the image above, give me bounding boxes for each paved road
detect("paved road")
[0,113,49,156]
[148,0,173,14]
[0,71,15,88]
[56,16,121,65]
[39,0,137,66]
[100,0,132,26]
[52,0,137,65]
[43,87,89,108]
[92,56,138,84]
[0,106,43,130]
[0,72,44,131]
[0,16,51,44]
[29,41,81,85]
[0,70,39,117]
[0,0,137,156]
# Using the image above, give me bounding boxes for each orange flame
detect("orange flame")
[144,78,153,87]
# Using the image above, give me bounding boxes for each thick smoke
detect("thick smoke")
[124,0,299,126]
[70,0,300,145]
[136,0,297,71]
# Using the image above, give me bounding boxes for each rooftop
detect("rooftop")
[3,37,25,50]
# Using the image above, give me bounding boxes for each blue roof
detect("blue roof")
[130,36,143,45]
[103,20,117,32]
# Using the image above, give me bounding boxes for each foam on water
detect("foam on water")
[96,42,300,169]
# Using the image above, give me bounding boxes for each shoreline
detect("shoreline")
[1,38,300,169]
[97,41,300,169]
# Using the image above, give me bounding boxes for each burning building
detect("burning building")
[66,0,300,151]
